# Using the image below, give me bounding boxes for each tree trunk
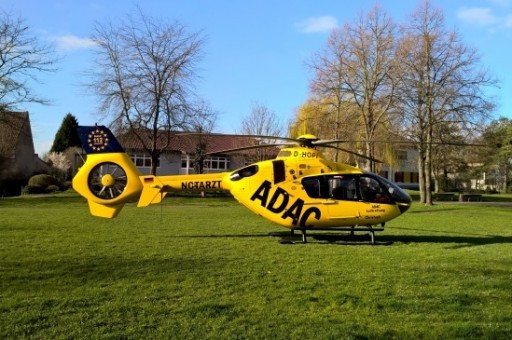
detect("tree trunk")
[424,121,433,205]
[151,154,158,175]
[418,149,426,204]
[425,142,433,205]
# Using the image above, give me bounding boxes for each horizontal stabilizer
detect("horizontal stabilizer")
[88,201,124,218]
[138,175,165,207]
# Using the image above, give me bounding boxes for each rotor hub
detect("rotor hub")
[101,174,115,188]
[297,134,319,148]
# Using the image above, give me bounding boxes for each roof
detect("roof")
[0,111,30,158]
[117,129,280,156]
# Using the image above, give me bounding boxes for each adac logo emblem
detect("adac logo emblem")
[87,128,110,151]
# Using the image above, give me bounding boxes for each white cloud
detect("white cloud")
[296,16,338,33]
[52,35,97,51]
[456,7,499,26]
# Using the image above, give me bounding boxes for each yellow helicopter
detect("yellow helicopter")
[72,125,412,243]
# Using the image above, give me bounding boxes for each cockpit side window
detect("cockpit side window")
[359,176,390,203]
[302,175,358,200]
[302,178,322,198]
[372,173,412,205]
[229,165,259,181]
[329,176,358,200]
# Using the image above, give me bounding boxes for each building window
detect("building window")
[181,155,230,171]
[131,153,159,168]
[181,158,194,169]
[394,172,419,183]
[204,156,230,170]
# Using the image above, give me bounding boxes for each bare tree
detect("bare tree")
[0,10,56,112]
[394,0,496,204]
[89,8,206,175]
[239,102,283,161]
[190,101,218,175]
[308,4,397,171]
[45,151,71,181]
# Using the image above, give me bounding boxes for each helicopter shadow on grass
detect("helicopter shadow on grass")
[268,231,394,246]
[268,230,512,247]
[171,230,391,245]
[408,208,460,214]
[172,233,274,239]
[171,232,391,245]
[169,226,512,247]
[378,234,512,248]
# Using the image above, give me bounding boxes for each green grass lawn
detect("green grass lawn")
[1,193,511,338]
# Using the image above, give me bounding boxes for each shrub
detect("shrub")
[22,185,47,195]
[25,174,62,194]
[28,174,60,188]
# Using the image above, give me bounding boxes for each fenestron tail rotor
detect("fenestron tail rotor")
[87,162,128,200]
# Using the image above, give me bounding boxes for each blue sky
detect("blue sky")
[3,0,512,155]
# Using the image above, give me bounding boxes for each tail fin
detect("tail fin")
[72,125,143,218]
[77,125,125,154]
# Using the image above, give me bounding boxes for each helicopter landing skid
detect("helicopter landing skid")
[293,225,385,245]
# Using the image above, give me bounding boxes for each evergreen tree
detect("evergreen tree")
[50,113,81,153]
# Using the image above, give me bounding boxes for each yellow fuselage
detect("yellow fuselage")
[73,146,410,229]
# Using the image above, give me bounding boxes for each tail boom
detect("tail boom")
[137,173,230,207]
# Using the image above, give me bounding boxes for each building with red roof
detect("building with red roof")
[117,129,279,175]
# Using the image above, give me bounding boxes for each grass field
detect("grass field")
[1,193,512,338]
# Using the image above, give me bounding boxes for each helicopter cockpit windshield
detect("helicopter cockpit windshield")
[302,173,411,207]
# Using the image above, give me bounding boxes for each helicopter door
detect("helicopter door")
[323,176,361,222]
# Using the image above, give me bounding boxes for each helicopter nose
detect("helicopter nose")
[396,191,412,214]
[388,187,411,214]
[398,202,411,214]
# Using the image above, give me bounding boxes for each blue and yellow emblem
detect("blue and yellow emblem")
[87,128,110,151]
[77,126,124,154]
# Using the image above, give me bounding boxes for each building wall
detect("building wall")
[127,150,181,175]
[127,150,248,175]
[0,113,49,181]
[380,149,420,189]
[0,112,51,195]
[14,120,38,178]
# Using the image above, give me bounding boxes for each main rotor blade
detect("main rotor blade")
[175,131,496,147]
[178,132,295,142]
[369,140,490,147]
[315,139,491,147]
[313,139,352,145]
[319,144,385,163]
[205,143,288,155]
